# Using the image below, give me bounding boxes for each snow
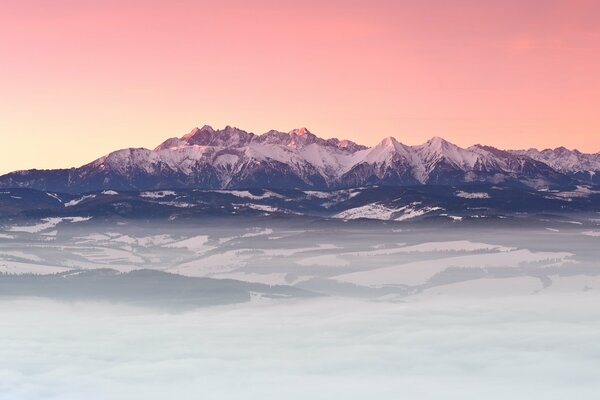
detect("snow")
[342,241,513,257]
[303,190,333,198]
[440,214,463,221]
[8,217,92,233]
[13,124,600,193]
[65,195,96,207]
[211,272,291,286]
[333,203,442,221]
[108,234,174,247]
[0,251,43,262]
[240,228,274,238]
[581,231,600,237]
[512,147,600,174]
[70,246,144,264]
[247,204,279,213]
[157,201,195,208]
[390,240,514,253]
[213,153,239,167]
[212,190,283,200]
[553,186,600,199]
[558,220,583,225]
[64,124,600,190]
[75,233,112,241]
[0,261,70,275]
[455,191,490,199]
[140,190,176,199]
[395,206,442,221]
[334,248,574,287]
[296,254,350,267]
[333,203,397,220]
[46,192,63,202]
[415,137,481,171]
[172,250,253,276]
[165,235,211,251]
[258,244,340,257]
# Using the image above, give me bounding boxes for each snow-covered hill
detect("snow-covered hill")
[0,125,597,193]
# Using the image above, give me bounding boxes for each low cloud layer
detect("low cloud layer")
[1,294,599,400]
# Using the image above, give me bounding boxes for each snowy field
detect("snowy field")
[0,216,599,399]
[1,216,599,298]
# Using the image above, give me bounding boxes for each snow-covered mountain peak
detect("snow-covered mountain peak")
[155,125,366,155]
[372,136,414,153]
[360,137,414,166]
[290,127,311,136]
[421,136,459,152]
[159,125,254,149]
[381,136,399,147]
[182,125,215,139]
[6,124,600,193]
[417,136,460,155]
[426,135,447,145]
[415,137,480,170]
[286,127,319,148]
[510,146,600,174]
[338,140,353,149]
[469,144,511,157]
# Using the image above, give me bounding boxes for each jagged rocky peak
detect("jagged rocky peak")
[155,125,254,150]
[511,145,600,174]
[414,136,482,169]
[470,143,506,155]
[289,127,355,151]
[155,124,366,153]
[541,146,581,156]
[289,127,311,136]
[287,127,366,152]
[182,125,215,139]
[325,137,367,153]
[184,125,254,147]
[2,123,600,193]
[255,129,291,145]
[286,127,319,148]
[256,127,365,152]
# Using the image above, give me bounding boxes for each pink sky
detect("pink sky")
[1,0,599,173]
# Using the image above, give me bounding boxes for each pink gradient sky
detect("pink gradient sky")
[1,0,599,173]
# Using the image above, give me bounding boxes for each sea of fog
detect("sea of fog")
[1,294,599,400]
[1,216,600,398]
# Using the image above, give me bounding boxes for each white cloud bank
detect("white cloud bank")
[0,294,599,400]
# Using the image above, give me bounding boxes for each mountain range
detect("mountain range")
[1,125,599,193]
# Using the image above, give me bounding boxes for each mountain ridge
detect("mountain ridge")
[1,125,599,193]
